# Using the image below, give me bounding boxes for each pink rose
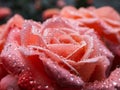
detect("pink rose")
[0,16,113,89]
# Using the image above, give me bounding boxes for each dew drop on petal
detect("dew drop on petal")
[113,81,117,86]
[76,79,81,84]
[8,54,12,58]
[37,85,41,89]
[45,85,49,89]
[29,80,34,84]
[70,76,74,81]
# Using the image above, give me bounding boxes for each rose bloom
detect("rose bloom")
[0,15,114,90]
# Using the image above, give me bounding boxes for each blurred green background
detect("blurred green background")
[0,0,119,24]
[0,0,92,23]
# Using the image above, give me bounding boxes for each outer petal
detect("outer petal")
[83,68,120,90]
[67,56,110,82]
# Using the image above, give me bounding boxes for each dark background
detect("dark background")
[94,0,120,12]
[0,0,119,24]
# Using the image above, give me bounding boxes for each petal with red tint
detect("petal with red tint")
[21,20,47,47]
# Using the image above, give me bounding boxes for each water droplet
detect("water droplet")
[32,26,40,35]
[45,85,49,89]
[113,81,117,86]
[53,65,57,69]
[14,47,18,51]
[22,77,26,80]
[38,85,41,89]
[101,84,104,88]
[105,85,109,88]
[70,76,74,81]
[8,54,12,58]
[76,79,80,84]
[30,81,34,84]
[93,83,97,87]
[99,48,102,51]
[65,74,68,77]
[109,84,113,87]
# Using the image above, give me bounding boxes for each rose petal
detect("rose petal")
[21,20,44,46]
[84,68,120,89]
[67,56,110,82]
[47,44,85,59]
[0,75,20,90]
[41,56,84,88]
